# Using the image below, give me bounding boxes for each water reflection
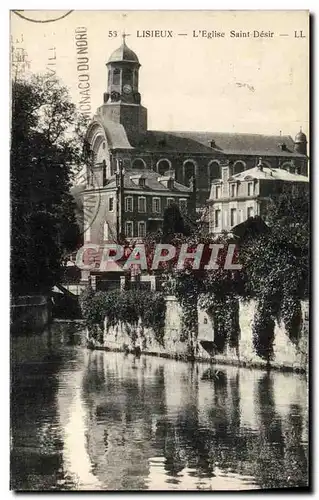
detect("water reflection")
[11,327,308,490]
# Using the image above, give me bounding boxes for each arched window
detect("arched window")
[157,159,172,176]
[183,160,196,186]
[112,68,120,85]
[123,68,132,85]
[132,158,146,170]
[133,69,139,88]
[233,160,246,174]
[207,161,220,185]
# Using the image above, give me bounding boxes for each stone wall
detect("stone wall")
[197,299,308,371]
[90,296,308,372]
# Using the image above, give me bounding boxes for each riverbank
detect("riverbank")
[85,336,307,375]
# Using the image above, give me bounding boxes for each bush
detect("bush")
[79,287,166,346]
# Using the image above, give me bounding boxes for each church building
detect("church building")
[82,36,308,244]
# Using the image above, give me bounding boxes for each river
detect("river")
[10,323,309,491]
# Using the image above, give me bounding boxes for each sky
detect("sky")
[10,10,309,139]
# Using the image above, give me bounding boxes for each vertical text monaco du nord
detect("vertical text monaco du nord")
[75,27,91,117]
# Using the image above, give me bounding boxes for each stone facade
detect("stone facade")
[208,159,309,234]
[84,169,195,245]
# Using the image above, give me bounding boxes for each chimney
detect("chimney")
[257,157,263,171]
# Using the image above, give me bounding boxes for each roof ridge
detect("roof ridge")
[149,130,293,138]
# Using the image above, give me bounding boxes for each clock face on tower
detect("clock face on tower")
[123,84,132,95]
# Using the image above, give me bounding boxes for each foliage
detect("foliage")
[252,299,276,362]
[280,295,302,345]
[162,230,243,356]
[172,271,201,354]
[79,288,166,346]
[240,185,309,352]
[162,203,190,242]
[199,294,240,353]
[11,73,87,295]
[160,184,309,359]
[83,185,308,360]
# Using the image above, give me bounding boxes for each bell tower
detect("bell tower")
[97,35,147,143]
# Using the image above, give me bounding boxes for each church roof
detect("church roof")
[107,40,140,64]
[134,131,306,157]
[105,169,191,193]
[88,113,134,150]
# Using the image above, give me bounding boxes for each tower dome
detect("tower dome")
[294,130,307,143]
[107,38,140,65]
[294,128,307,155]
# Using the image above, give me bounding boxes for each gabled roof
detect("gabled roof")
[105,169,191,193]
[133,130,306,157]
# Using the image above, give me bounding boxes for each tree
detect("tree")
[162,203,190,242]
[11,73,86,296]
[239,185,309,358]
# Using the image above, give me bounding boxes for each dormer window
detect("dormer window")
[158,175,174,189]
[279,142,287,151]
[130,174,147,188]
[209,139,216,148]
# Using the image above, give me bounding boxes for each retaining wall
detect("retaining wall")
[88,296,308,373]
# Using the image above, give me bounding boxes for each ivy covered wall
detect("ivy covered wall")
[80,287,308,372]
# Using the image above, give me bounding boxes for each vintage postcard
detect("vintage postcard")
[10,10,309,491]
